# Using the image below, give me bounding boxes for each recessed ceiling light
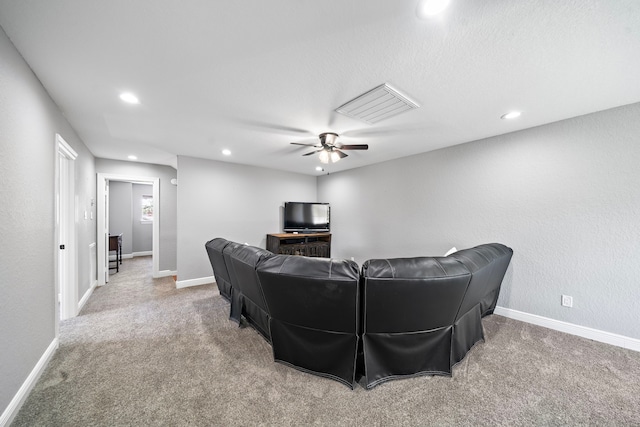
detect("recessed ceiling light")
[222,149,231,156]
[127,155,137,160]
[119,92,140,104]
[315,166,324,172]
[417,0,451,17]
[501,111,522,120]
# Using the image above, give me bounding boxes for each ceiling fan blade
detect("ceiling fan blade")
[234,119,314,136]
[290,136,320,146]
[291,142,321,147]
[337,144,369,150]
[335,149,348,159]
[302,149,323,156]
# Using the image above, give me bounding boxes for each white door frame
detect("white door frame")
[97,173,160,285]
[55,134,78,321]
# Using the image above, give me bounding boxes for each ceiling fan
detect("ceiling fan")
[291,132,368,164]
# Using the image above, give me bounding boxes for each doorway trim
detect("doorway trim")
[97,173,160,285]
[55,134,78,321]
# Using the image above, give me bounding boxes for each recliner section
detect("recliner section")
[205,238,274,341]
[257,255,361,389]
[360,256,473,388]
[204,238,233,302]
[205,238,513,389]
[223,241,273,341]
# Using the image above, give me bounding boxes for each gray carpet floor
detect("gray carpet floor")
[11,256,640,426]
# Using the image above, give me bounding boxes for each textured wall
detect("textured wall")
[108,182,153,255]
[74,140,97,298]
[318,102,640,340]
[95,159,177,271]
[108,182,133,255]
[0,27,95,413]
[132,183,153,253]
[176,156,317,281]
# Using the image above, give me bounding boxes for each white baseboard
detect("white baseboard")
[108,252,151,261]
[77,280,97,313]
[175,275,215,289]
[132,251,152,257]
[494,306,640,353]
[0,338,59,427]
[155,270,177,278]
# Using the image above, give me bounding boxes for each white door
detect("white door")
[56,134,78,320]
[57,152,67,319]
[104,179,110,283]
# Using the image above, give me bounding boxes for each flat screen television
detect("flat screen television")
[283,202,330,233]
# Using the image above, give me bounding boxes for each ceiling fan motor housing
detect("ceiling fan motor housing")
[319,132,339,146]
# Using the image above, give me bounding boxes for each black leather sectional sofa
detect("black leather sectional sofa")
[205,238,513,389]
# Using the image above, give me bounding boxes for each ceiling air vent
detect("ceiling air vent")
[335,83,420,124]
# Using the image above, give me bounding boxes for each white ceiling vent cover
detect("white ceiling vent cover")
[335,83,420,124]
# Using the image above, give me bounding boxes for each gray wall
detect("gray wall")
[108,182,153,255]
[109,182,133,255]
[95,159,177,271]
[318,102,640,340]
[132,183,153,253]
[176,156,317,281]
[75,144,97,299]
[0,27,96,414]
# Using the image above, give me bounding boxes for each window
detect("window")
[141,195,153,222]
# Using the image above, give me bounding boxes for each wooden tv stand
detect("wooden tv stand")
[267,233,331,258]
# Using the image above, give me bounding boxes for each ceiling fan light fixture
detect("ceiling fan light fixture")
[330,151,341,163]
[319,150,330,164]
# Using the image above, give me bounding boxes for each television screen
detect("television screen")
[283,202,330,233]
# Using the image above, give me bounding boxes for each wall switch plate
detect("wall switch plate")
[561,295,573,307]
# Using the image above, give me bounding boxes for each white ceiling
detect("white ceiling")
[1,0,639,175]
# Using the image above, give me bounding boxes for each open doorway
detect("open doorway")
[97,173,160,285]
[108,181,154,270]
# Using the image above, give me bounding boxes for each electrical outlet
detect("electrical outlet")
[561,295,573,308]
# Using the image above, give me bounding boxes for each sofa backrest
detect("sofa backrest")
[256,254,361,388]
[204,238,232,301]
[224,243,272,309]
[257,255,360,333]
[223,242,274,340]
[360,256,473,387]
[361,256,471,334]
[448,243,513,318]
